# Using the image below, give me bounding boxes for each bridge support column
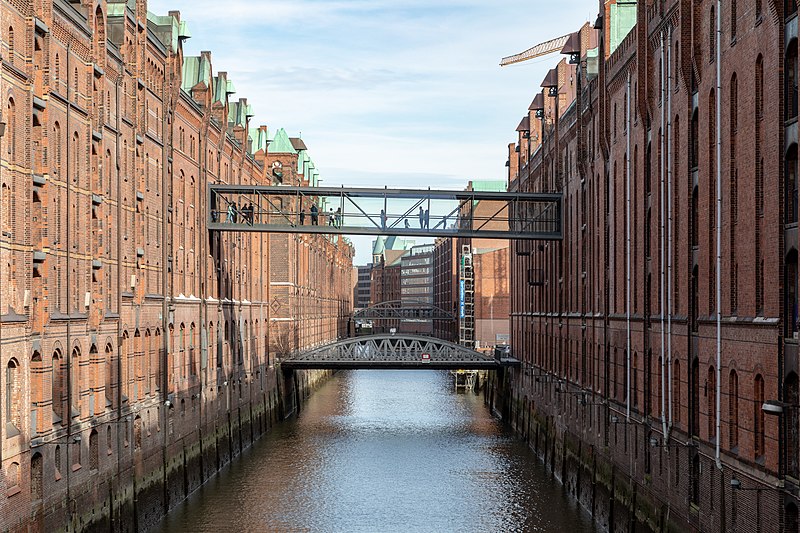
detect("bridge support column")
[279,366,298,419]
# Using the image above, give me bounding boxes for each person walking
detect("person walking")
[228,201,237,224]
[310,204,319,225]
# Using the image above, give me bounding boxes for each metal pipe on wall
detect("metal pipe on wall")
[626,69,632,420]
[667,24,674,429]
[715,0,723,470]
[660,30,668,441]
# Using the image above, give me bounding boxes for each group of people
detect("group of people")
[299,204,343,227]
[225,201,256,225]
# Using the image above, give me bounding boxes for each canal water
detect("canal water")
[156,371,595,533]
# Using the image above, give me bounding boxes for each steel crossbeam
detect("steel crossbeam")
[207,185,562,240]
[281,334,520,370]
[353,300,455,321]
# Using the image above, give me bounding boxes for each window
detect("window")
[691,110,699,169]
[72,347,82,413]
[788,250,799,338]
[756,0,762,19]
[6,358,21,433]
[707,366,716,439]
[729,370,739,450]
[31,453,43,500]
[786,373,799,478]
[89,429,99,471]
[52,350,65,423]
[788,41,798,120]
[8,26,14,63]
[690,453,700,505]
[754,374,765,458]
[709,6,716,62]
[731,0,737,40]
[7,98,15,160]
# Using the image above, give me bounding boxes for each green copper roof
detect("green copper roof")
[470,180,507,192]
[147,11,182,52]
[269,128,297,154]
[212,75,235,104]
[182,55,211,93]
[248,127,269,154]
[609,1,637,55]
[227,100,253,128]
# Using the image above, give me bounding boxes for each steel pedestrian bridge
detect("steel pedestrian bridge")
[281,334,520,370]
[207,185,562,240]
[352,300,455,321]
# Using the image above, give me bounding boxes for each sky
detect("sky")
[148,0,597,264]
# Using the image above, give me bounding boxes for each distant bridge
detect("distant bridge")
[353,300,455,321]
[281,334,520,370]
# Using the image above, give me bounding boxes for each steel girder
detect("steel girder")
[353,300,455,321]
[282,334,519,370]
[207,185,562,240]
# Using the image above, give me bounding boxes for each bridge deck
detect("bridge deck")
[281,334,520,370]
[208,185,562,240]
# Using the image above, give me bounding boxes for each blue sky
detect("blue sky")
[149,0,596,263]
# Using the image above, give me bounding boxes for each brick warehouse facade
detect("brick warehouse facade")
[505,1,800,531]
[0,1,353,531]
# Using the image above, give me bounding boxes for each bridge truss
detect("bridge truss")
[352,300,455,321]
[207,185,562,240]
[281,334,520,370]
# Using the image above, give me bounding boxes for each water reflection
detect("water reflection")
[157,371,594,533]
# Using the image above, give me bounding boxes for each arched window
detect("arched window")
[104,343,115,409]
[52,350,64,423]
[788,146,798,226]
[691,358,700,437]
[89,429,99,471]
[707,366,716,438]
[786,373,799,478]
[729,370,740,450]
[31,453,43,500]
[788,40,798,120]
[754,374,765,458]
[30,351,43,435]
[72,346,82,413]
[788,250,799,338]
[691,110,699,170]
[709,6,716,62]
[8,26,14,63]
[7,97,15,160]
[6,358,21,432]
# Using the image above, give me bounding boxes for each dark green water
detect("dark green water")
[156,370,595,533]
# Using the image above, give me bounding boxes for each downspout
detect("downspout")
[65,41,73,526]
[667,25,674,429]
[626,69,632,420]
[660,31,668,441]
[715,0,723,470]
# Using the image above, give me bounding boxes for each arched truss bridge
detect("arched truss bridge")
[281,334,520,370]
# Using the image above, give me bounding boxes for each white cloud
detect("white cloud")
[149,0,596,262]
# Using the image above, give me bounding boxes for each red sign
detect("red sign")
[421,353,430,363]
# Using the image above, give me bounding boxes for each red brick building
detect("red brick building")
[506,1,799,531]
[0,2,353,530]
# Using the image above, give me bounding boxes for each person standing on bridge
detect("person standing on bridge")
[310,203,319,225]
[228,201,237,224]
[418,207,425,229]
[299,206,306,225]
[380,209,387,230]
[335,207,342,228]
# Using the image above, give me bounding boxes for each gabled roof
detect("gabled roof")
[248,127,269,155]
[182,55,212,93]
[516,116,530,132]
[269,128,297,154]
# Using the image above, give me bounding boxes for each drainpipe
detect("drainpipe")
[626,70,632,420]
[715,0,723,470]
[660,31,668,441]
[667,25,674,429]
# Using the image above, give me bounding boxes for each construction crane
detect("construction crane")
[499,34,571,67]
